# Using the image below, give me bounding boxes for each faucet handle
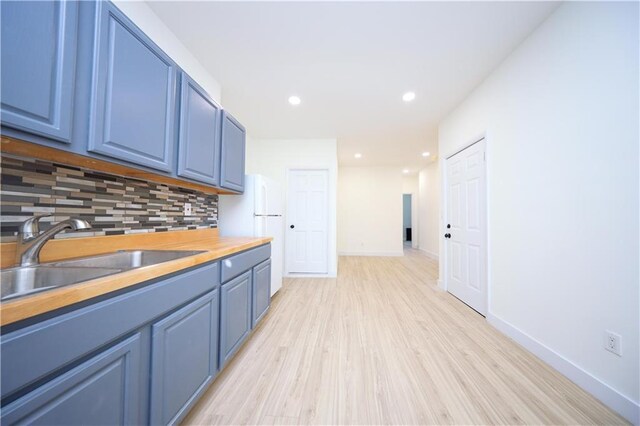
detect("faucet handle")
[19,214,52,239]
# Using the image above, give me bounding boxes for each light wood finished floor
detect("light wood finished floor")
[183,249,626,425]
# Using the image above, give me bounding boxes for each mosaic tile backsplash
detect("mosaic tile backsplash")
[0,154,218,242]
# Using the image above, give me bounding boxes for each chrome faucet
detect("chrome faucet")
[15,215,92,266]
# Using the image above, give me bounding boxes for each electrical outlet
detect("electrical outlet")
[184,202,192,216]
[604,331,622,356]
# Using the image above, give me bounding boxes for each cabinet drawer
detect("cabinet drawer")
[1,262,218,399]
[1,333,143,426]
[221,244,270,283]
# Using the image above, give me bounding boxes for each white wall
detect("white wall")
[114,1,222,102]
[418,163,440,259]
[403,175,419,248]
[245,138,338,277]
[438,2,639,422]
[338,167,404,256]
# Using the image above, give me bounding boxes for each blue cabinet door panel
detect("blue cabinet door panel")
[220,271,252,366]
[219,112,246,192]
[88,1,176,172]
[150,290,219,425]
[0,0,78,143]
[252,259,271,328]
[177,73,221,186]
[1,333,143,426]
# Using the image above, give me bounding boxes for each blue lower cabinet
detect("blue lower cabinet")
[0,263,218,400]
[1,333,144,426]
[220,271,252,367]
[252,259,272,328]
[0,249,270,424]
[150,290,219,426]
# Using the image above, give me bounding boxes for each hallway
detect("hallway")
[184,251,624,425]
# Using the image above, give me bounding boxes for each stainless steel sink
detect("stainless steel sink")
[49,250,206,269]
[1,250,206,301]
[1,266,122,301]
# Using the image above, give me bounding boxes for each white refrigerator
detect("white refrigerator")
[218,175,284,295]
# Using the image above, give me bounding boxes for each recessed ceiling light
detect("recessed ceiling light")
[402,169,409,174]
[288,95,301,106]
[402,92,416,102]
[421,151,430,157]
[354,153,362,159]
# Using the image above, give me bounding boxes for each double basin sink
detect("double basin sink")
[1,250,205,302]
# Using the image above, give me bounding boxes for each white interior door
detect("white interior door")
[445,139,487,315]
[286,170,328,274]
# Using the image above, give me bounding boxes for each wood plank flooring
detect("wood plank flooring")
[183,249,626,425]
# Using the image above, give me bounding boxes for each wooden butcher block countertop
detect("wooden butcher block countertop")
[0,229,271,326]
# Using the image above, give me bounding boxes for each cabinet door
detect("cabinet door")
[252,259,272,328]
[0,0,78,143]
[150,290,219,426]
[1,333,143,425]
[87,1,177,172]
[219,111,246,192]
[177,73,221,186]
[220,271,252,366]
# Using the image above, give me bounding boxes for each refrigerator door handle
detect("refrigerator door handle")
[254,214,282,217]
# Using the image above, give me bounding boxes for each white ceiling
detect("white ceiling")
[147,1,559,169]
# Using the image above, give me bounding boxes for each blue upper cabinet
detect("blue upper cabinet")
[87,1,177,172]
[0,1,78,143]
[220,111,246,193]
[177,73,222,186]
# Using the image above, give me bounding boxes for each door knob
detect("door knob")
[290,225,295,229]
[444,233,451,238]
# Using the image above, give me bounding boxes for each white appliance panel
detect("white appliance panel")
[219,175,284,296]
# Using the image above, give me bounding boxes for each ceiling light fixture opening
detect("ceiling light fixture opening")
[288,95,301,106]
[402,169,410,174]
[422,151,430,157]
[354,153,362,159]
[402,92,416,102]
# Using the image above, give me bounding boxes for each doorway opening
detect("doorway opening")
[403,193,412,247]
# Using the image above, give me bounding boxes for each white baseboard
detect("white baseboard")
[418,248,439,260]
[338,251,403,257]
[487,313,639,424]
[284,273,336,278]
